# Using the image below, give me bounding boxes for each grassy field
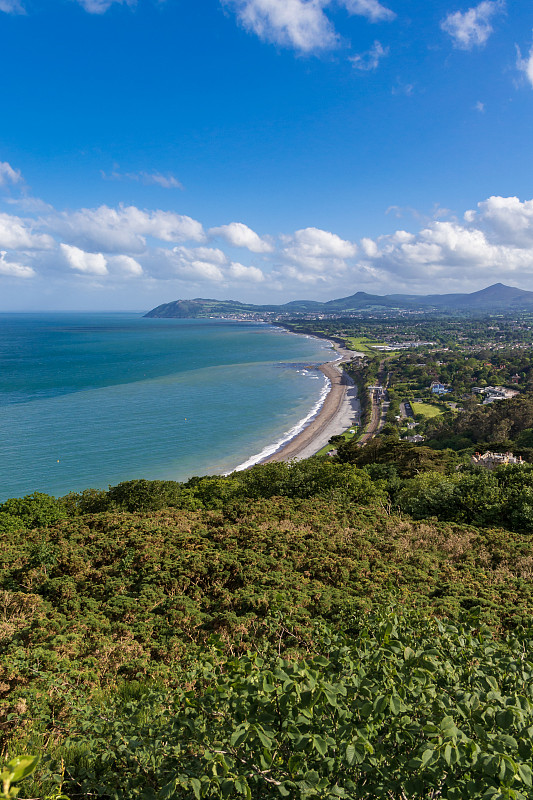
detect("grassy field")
[411,401,443,418]
[345,336,389,354]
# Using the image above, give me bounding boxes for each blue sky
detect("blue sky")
[1,0,533,309]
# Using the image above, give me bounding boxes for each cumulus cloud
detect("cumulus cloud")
[467,195,533,247]
[108,255,143,276]
[154,247,227,282]
[516,37,533,88]
[281,227,357,272]
[60,243,108,275]
[441,0,504,50]
[0,251,35,278]
[48,204,205,253]
[150,246,264,284]
[228,261,265,281]
[9,184,533,298]
[350,40,388,70]
[224,0,338,52]
[209,222,273,253]
[189,246,228,265]
[358,198,533,287]
[224,0,395,53]
[0,212,54,250]
[0,162,22,185]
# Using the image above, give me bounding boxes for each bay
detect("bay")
[0,313,334,501]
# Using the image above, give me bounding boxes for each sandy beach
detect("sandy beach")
[261,345,361,464]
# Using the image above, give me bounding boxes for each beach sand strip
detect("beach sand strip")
[261,348,360,464]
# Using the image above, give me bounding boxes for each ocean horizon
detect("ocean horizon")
[0,312,334,501]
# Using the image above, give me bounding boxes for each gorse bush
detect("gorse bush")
[2,450,533,800]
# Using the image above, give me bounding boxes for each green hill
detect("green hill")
[145,283,533,318]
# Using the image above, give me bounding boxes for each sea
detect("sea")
[0,313,335,501]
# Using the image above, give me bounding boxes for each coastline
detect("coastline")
[261,344,360,463]
[231,341,361,472]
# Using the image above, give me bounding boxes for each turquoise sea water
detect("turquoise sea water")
[0,313,334,501]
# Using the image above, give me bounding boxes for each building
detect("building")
[471,451,524,470]
[430,381,449,395]
[481,386,519,404]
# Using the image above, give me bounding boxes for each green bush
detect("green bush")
[65,610,533,799]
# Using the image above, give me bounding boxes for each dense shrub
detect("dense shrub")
[63,610,533,799]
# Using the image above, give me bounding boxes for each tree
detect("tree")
[0,492,67,529]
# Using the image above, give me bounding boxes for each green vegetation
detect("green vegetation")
[47,612,533,800]
[2,451,533,797]
[411,402,443,419]
[345,336,387,354]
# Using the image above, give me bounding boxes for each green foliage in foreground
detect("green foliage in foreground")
[1,755,40,798]
[54,610,533,799]
[1,755,69,800]
[1,456,533,799]
[3,496,533,724]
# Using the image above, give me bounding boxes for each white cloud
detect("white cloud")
[281,227,357,272]
[358,199,533,286]
[228,261,265,281]
[441,0,504,50]
[468,195,533,247]
[109,255,143,276]
[224,0,395,53]
[516,37,533,88]
[185,261,225,282]
[0,212,54,250]
[224,0,338,52]
[360,237,379,257]
[209,222,273,253]
[0,251,35,278]
[48,205,205,253]
[0,161,22,185]
[102,168,183,189]
[341,0,395,23]
[151,246,263,284]
[350,40,388,70]
[279,264,329,284]
[154,247,226,282]
[189,246,228,265]
[60,243,109,275]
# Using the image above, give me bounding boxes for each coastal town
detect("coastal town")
[264,309,533,480]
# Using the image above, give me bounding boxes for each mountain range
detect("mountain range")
[145,283,533,318]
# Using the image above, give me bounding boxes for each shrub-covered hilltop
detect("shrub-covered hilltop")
[3,457,533,799]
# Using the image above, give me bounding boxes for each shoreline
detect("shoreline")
[230,340,361,472]
[260,344,360,464]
